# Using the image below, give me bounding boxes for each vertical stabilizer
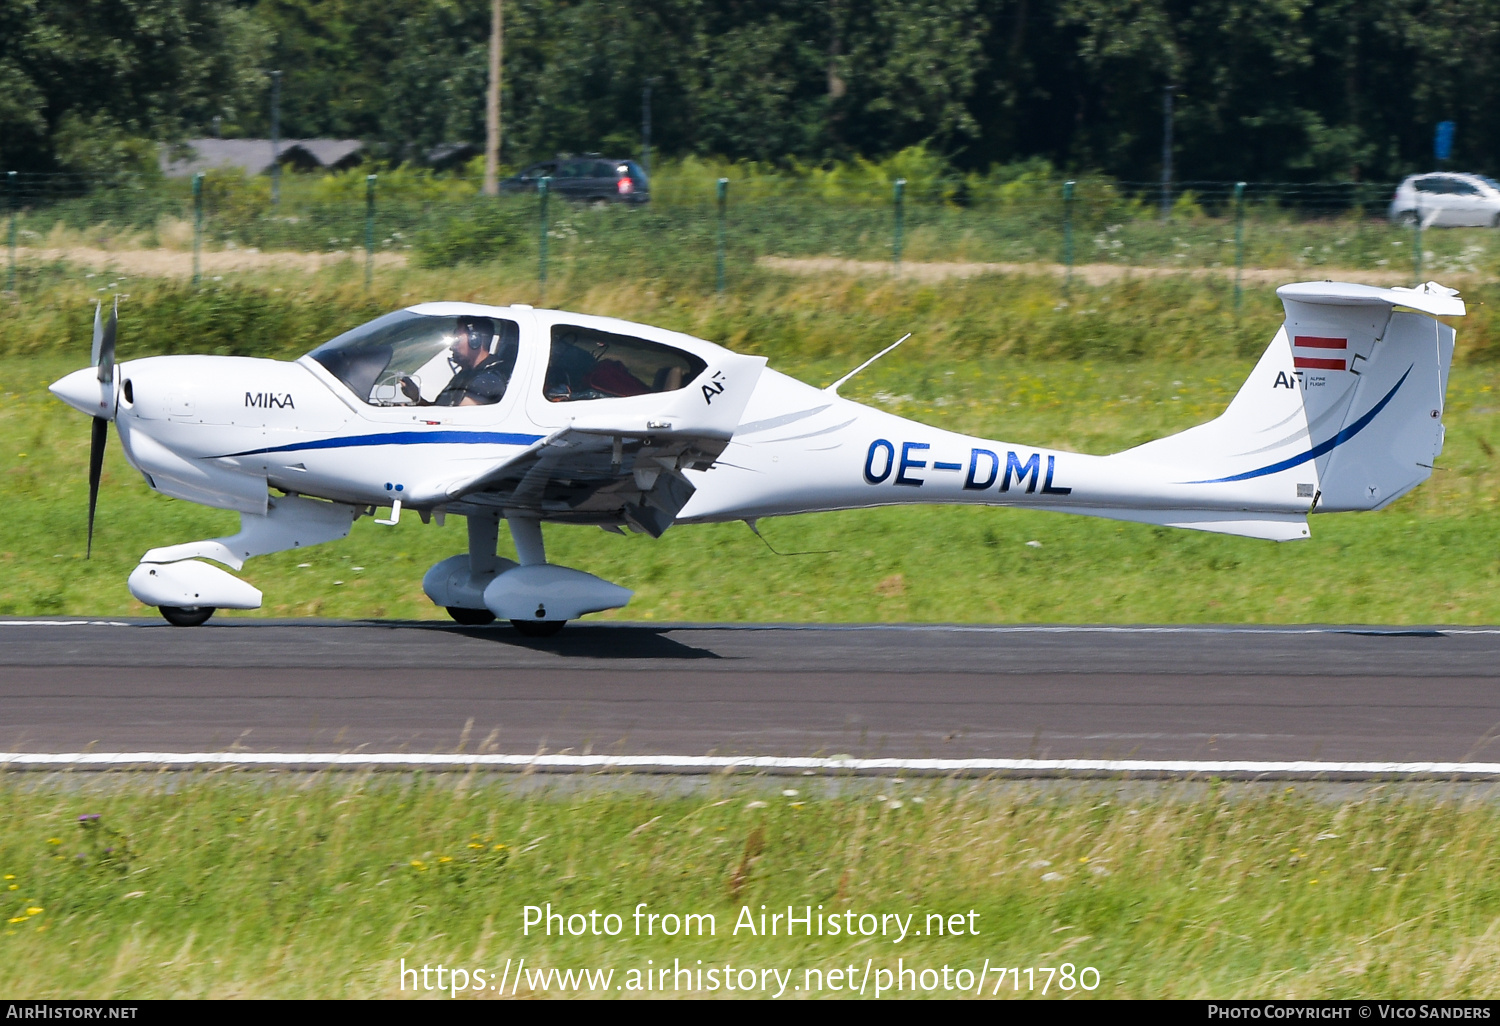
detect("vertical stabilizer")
[1117,282,1461,512]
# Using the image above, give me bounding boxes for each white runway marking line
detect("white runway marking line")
[0,620,134,627]
[7,752,1500,776]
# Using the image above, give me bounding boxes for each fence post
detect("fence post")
[1233,181,1246,314]
[538,176,551,295]
[6,171,16,294]
[715,177,728,294]
[892,178,907,269]
[365,173,376,289]
[1413,201,1424,285]
[192,172,203,286]
[270,70,283,208]
[1062,179,1075,292]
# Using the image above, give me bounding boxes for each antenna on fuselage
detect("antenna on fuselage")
[824,333,911,395]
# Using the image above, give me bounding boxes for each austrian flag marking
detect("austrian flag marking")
[1293,335,1348,371]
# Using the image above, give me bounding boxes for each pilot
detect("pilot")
[401,316,515,406]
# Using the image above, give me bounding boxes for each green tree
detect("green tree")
[0,0,269,173]
[839,0,988,158]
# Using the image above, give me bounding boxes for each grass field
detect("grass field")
[4,260,1500,624]
[2,775,1500,998]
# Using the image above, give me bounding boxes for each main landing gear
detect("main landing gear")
[509,618,565,638]
[425,511,632,636]
[445,606,496,626]
[442,605,561,635]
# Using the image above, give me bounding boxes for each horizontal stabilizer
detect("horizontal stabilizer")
[1276,280,1464,318]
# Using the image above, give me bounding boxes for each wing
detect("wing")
[442,351,766,536]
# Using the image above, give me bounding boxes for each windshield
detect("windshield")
[308,311,520,406]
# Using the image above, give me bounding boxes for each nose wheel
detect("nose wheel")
[159,605,215,627]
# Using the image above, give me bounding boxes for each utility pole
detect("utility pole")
[270,70,283,207]
[1160,83,1174,220]
[483,0,502,196]
[641,77,659,176]
[641,84,652,175]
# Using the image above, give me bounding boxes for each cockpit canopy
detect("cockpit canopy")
[308,308,711,409]
[307,311,520,406]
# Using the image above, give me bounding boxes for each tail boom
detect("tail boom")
[681,388,1314,540]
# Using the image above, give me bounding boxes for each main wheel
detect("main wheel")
[446,606,496,626]
[510,619,566,638]
[1396,209,1419,226]
[159,605,215,627]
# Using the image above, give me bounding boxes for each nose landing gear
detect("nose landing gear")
[159,605,216,627]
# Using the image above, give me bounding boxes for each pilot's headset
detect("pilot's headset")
[457,316,497,356]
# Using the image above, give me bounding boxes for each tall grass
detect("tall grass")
[11,258,1500,365]
[1,776,1499,998]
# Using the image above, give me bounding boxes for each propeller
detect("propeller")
[86,298,117,559]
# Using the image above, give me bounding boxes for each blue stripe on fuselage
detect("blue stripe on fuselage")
[218,430,544,458]
[1187,365,1413,484]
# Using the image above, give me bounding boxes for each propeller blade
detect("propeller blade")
[87,416,107,559]
[90,301,103,368]
[84,297,117,556]
[96,297,116,385]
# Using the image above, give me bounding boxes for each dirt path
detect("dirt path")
[757,255,1436,287]
[9,245,408,277]
[4,246,1464,288]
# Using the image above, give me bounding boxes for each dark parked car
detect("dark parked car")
[500,157,649,205]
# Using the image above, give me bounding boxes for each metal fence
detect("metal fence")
[5,169,1493,298]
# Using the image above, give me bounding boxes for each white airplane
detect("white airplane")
[50,280,1463,633]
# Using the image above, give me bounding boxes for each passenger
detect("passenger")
[401,316,515,406]
[587,348,650,397]
[544,332,650,401]
[543,332,599,400]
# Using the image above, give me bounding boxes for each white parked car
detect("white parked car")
[1389,172,1500,227]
